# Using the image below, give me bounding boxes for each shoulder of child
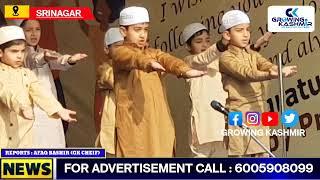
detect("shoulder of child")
[248,49,264,58]
[183,55,193,64]
[98,62,112,70]
[22,67,37,77]
[220,49,236,60]
[115,43,141,53]
[147,47,162,54]
[184,54,192,60]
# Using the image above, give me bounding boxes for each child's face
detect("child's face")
[22,20,41,47]
[120,23,149,48]
[188,31,211,54]
[0,43,26,68]
[224,23,250,48]
[104,40,124,57]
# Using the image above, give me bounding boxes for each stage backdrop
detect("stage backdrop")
[1,0,320,157]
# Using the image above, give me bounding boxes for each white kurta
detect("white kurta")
[25,46,72,148]
[94,62,116,154]
[184,44,227,145]
[0,63,63,148]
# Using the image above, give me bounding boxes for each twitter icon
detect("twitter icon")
[281,109,299,128]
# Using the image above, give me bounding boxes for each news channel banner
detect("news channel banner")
[0,148,319,179]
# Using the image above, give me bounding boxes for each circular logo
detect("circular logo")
[281,109,299,128]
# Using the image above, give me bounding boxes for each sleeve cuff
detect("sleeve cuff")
[250,44,261,52]
[216,40,228,52]
[180,66,192,78]
[47,104,64,117]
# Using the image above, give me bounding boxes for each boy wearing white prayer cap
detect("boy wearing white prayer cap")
[95,27,123,156]
[112,6,206,157]
[182,22,274,158]
[182,22,229,158]
[12,19,87,148]
[0,26,77,148]
[219,10,297,157]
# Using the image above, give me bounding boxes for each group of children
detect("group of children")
[93,7,298,158]
[0,6,298,157]
[0,19,87,148]
[0,25,77,148]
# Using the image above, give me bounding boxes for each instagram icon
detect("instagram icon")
[246,112,260,126]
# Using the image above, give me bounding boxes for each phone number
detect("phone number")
[233,163,313,173]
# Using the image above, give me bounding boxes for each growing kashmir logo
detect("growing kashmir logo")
[268,6,315,32]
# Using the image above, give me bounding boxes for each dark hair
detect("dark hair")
[186,29,210,46]
[0,39,26,51]
[19,19,40,28]
[93,0,125,23]
[0,10,7,27]
[19,20,28,27]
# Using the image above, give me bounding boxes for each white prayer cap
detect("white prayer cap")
[119,6,149,26]
[182,23,208,43]
[104,27,124,46]
[0,26,26,45]
[221,10,250,31]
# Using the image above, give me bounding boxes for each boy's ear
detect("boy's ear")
[222,31,231,41]
[104,47,109,55]
[119,26,127,38]
[0,50,3,58]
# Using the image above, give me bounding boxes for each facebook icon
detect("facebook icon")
[228,112,243,126]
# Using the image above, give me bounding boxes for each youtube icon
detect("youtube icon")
[262,112,279,126]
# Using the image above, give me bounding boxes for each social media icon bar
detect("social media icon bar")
[228,112,243,126]
[246,112,260,126]
[262,112,279,126]
[281,109,299,128]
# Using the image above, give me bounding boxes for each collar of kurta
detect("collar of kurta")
[0,62,23,70]
[122,42,148,50]
[228,44,249,55]
[27,45,41,53]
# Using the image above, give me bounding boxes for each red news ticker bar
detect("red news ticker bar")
[30,7,94,20]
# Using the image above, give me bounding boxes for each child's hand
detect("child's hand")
[254,32,272,48]
[282,66,298,78]
[268,68,279,79]
[68,53,88,64]
[22,108,34,120]
[57,108,77,122]
[268,65,297,79]
[44,49,59,61]
[150,61,166,72]
[185,69,207,78]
